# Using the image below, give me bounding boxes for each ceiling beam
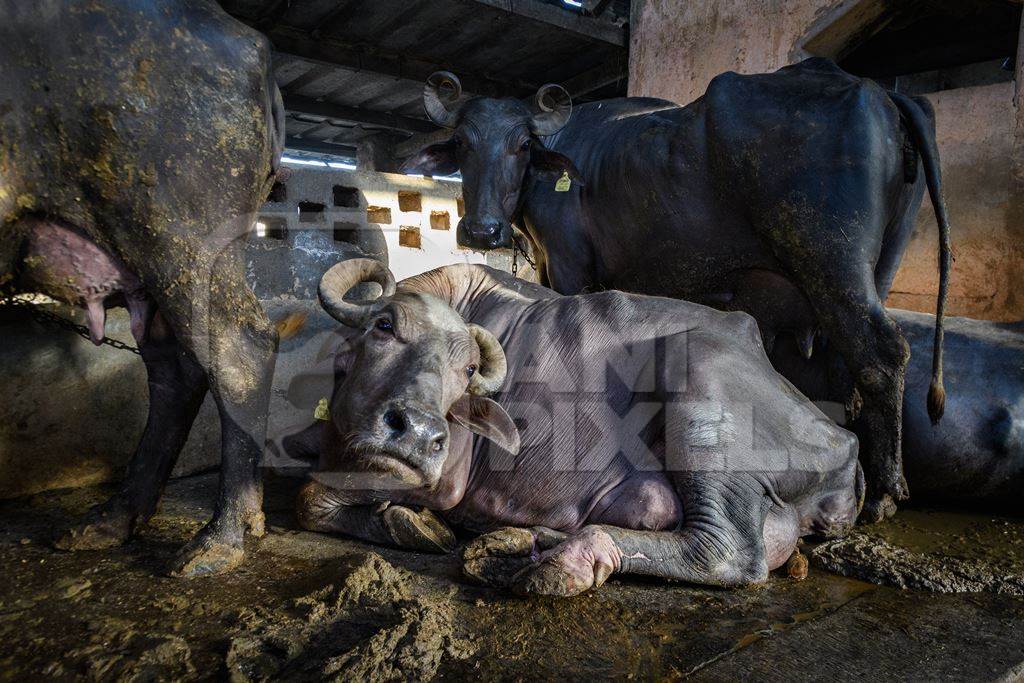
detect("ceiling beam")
[465,0,627,46]
[266,26,529,98]
[283,135,358,158]
[561,54,628,97]
[581,0,614,18]
[283,94,438,134]
[390,55,630,156]
[254,0,289,30]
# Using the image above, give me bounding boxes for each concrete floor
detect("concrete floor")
[1,473,1023,681]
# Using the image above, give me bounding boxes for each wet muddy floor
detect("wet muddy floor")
[1,473,1022,681]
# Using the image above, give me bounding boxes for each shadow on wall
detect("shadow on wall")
[0,298,343,499]
[0,305,220,498]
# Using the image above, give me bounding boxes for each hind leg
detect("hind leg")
[106,216,278,577]
[55,324,208,550]
[757,191,910,521]
[801,273,908,521]
[164,256,278,577]
[465,473,771,596]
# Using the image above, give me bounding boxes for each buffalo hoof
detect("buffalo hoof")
[167,529,244,578]
[858,493,898,525]
[513,561,590,597]
[785,549,809,580]
[383,506,455,553]
[54,500,134,551]
[511,526,618,597]
[462,526,566,588]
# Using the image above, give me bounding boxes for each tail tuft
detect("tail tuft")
[927,379,945,425]
[891,92,951,430]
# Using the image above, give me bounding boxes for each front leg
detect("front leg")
[296,479,454,553]
[464,525,626,596]
[469,475,771,596]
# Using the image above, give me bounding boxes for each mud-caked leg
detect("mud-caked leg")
[55,327,208,550]
[807,291,909,522]
[167,280,277,577]
[753,167,916,521]
[850,311,909,522]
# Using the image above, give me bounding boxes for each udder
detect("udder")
[710,268,819,358]
[588,472,683,531]
[17,217,155,345]
[763,505,801,570]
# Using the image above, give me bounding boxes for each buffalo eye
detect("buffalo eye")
[465,364,477,378]
[519,139,531,152]
[451,134,463,147]
[374,317,393,333]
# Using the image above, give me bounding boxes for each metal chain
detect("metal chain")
[0,294,140,355]
[511,235,536,278]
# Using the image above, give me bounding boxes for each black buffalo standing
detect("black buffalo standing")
[402,58,952,521]
[0,0,284,576]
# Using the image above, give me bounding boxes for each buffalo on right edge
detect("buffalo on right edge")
[402,58,952,523]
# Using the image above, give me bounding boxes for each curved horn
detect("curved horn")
[318,258,396,326]
[423,71,463,128]
[467,324,507,395]
[530,83,572,136]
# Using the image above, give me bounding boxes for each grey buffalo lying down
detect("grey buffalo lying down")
[293,259,863,595]
[771,310,1024,509]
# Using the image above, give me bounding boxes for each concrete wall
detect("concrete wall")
[253,166,501,291]
[629,0,1023,321]
[887,82,1021,319]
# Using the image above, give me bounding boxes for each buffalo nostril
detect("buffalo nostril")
[383,409,406,436]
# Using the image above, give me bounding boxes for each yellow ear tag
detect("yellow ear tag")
[314,398,330,421]
[554,171,571,192]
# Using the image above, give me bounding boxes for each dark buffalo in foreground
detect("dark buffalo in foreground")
[0,1,283,576]
[293,259,862,595]
[772,310,1024,509]
[402,58,952,522]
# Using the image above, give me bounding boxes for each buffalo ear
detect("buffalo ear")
[448,394,521,455]
[529,145,585,186]
[400,141,459,176]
